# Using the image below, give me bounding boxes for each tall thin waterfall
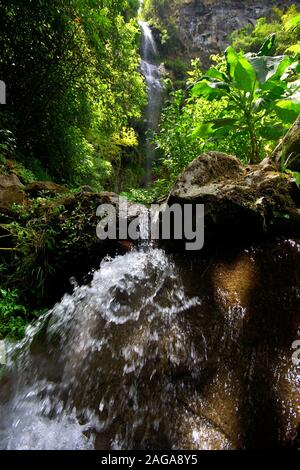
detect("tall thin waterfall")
[138,20,163,184]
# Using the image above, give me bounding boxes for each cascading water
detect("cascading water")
[0,248,207,450]
[1,232,300,449]
[138,20,163,184]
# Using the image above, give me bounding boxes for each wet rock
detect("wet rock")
[26,181,68,197]
[172,405,235,450]
[175,237,300,448]
[165,151,300,249]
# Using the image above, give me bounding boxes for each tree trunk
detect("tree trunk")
[271,116,300,170]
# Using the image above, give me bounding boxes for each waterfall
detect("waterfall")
[138,20,163,184]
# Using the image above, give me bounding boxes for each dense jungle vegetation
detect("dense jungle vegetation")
[148,3,300,190]
[0,0,146,191]
[0,0,300,338]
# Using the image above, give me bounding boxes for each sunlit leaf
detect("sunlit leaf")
[191,80,227,99]
[285,14,300,31]
[275,99,300,123]
[191,122,216,138]
[258,34,276,56]
[204,67,227,82]
[233,56,257,92]
[225,46,239,79]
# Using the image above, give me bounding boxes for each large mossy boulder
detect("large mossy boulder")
[165,151,300,250]
[0,173,26,210]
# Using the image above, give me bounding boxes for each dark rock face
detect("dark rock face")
[166,151,300,249]
[173,237,300,448]
[168,0,300,66]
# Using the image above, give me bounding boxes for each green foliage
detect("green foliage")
[0,189,114,314]
[153,9,300,183]
[164,58,189,78]
[155,89,240,182]
[141,0,185,65]
[291,171,300,187]
[1,218,58,301]
[231,5,300,57]
[0,288,28,339]
[191,46,299,163]
[122,180,168,203]
[0,156,36,184]
[0,0,146,190]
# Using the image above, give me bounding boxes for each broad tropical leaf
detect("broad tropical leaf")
[234,57,257,92]
[248,55,292,84]
[293,172,300,188]
[204,67,227,82]
[258,34,276,56]
[205,118,238,128]
[275,98,300,123]
[191,122,215,138]
[225,46,239,79]
[191,80,228,99]
[226,47,257,92]
[259,124,285,140]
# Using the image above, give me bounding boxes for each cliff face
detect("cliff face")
[158,0,300,67]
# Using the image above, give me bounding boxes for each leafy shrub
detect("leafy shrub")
[153,17,300,182]
[0,0,146,190]
[231,5,300,57]
[191,41,300,163]
[0,288,28,339]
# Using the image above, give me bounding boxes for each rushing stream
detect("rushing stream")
[0,238,300,449]
[0,247,202,450]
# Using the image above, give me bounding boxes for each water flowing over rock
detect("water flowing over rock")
[1,238,300,449]
[139,20,163,183]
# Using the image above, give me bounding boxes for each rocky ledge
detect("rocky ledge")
[165,150,300,250]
